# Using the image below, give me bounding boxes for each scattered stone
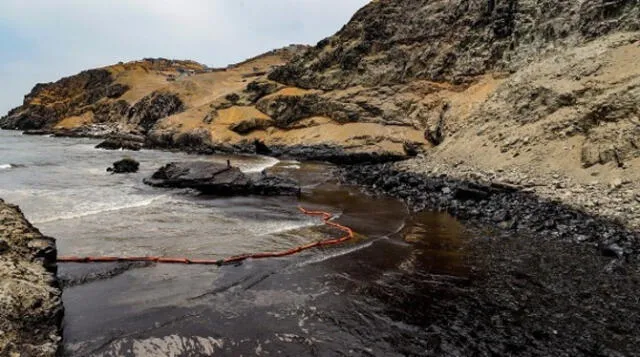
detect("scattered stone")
[454,186,490,201]
[609,178,623,190]
[604,259,626,274]
[601,243,625,259]
[340,163,640,265]
[107,158,140,174]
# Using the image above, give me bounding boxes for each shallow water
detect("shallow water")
[0,130,472,356]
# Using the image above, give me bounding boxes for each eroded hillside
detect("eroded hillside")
[2,0,639,172]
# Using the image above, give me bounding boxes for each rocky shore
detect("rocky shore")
[340,158,640,355]
[0,199,63,356]
[341,160,639,266]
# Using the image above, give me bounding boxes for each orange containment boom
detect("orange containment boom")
[57,206,355,266]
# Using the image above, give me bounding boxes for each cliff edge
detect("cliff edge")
[0,199,63,356]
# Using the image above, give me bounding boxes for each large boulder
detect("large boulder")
[144,162,300,196]
[107,158,140,174]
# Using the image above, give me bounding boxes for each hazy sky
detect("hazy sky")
[0,0,369,114]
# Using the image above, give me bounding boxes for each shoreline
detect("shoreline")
[13,127,640,237]
[340,162,639,265]
[18,127,412,165]
[2,131,639,355]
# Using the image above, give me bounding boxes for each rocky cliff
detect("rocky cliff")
[0,59,208,133]
[272,0,640,88]
[0,200,62,356]
[2,0,640,171]
[267,0,640,169]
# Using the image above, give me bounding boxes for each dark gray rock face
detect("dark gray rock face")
[255,92,363,128]
[271,0,640,90]
[105,83,130,99]
[107,158,140,174]
[94,100,131,123]
[0,199,62,356]
[146,128,215,154]
[144,162,300,196]
[127,92,185,133]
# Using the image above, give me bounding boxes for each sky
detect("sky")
[0,0,369,115]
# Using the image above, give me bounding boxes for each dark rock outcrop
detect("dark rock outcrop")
[96,133,145,151]
[107,158,140,174]
[228,117,274,134]
[127,91,185,133]
[144,162,300,196]
[105,83,130,99]
[0,199,62,356]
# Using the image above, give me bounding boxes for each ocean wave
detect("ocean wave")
[279,164,301,170]
[69,335,224,357]
[241,156,280,173]
[32,195,169,224]
[243,211,340,236]
[0,163,25,170]
[295,240,376,268]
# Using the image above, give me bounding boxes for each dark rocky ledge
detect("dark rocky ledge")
[0,199,63,356]
[144,161,301,196]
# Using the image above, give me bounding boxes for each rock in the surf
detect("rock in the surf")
[144,161,300,196]
[96,133,144,151]
[252,173,303,196]
[107,158,140,174]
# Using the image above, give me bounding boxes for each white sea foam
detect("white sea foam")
[74,335,224,357]
[295,240,376,268]
[32,195,169,224]
[279,164,301,170]
[243,211,343,236]
[0,164,12,170]
[241,156,280,173]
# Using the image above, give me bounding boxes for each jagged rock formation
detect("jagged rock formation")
[271,0,640,88]
[144,162,301,196]
[0,200,62,356]
[127,91,184,133]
